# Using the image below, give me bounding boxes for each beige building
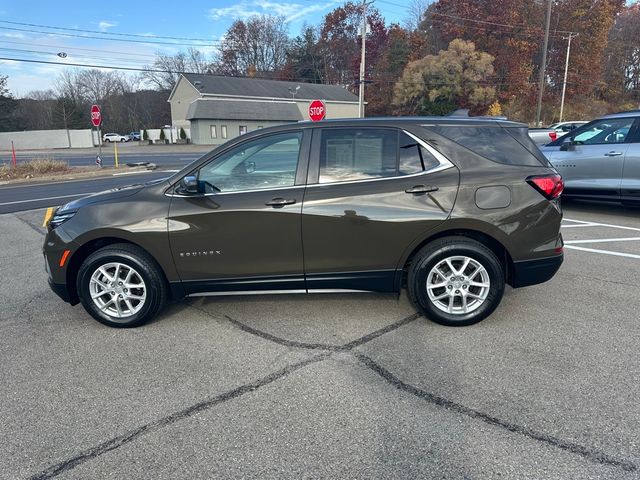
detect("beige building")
[168,73,360,145]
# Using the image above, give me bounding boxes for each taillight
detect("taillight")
[527,174,564,200]
[549,131,557,142]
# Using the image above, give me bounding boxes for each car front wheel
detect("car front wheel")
[408,237,505,326]
[77,244,167,327]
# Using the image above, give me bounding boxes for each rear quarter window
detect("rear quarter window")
[427,125,550,167]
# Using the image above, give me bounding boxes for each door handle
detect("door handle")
[405,185,439,194]
[604,151,623,157]
[265,197,296,207]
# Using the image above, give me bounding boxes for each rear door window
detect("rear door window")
[318,128,398,183]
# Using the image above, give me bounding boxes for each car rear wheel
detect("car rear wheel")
[77,243,167,327]
[105,139,111,142]
[408,236,505,326]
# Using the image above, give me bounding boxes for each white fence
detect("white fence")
[0,129,94,150]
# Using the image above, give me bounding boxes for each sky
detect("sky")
[0,0,415,96]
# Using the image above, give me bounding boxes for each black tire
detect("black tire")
[76,243,167,328]
[105,139,111,142]
[120,138,125,142]
[408,236,505,327]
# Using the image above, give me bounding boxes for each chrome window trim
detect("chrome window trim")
[309,129,454,188]
[166,128,454,197]
[165,183,304,198]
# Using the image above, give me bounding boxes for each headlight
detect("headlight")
[49,210,76,229]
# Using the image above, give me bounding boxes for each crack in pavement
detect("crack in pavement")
[353,351,638,473]
[12,213,46,237]
[28,353,331,480]
[28,304,637,478]
[193,306,638,473]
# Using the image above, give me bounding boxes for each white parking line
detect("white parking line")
[563,218,640,233]
[561,223,598,228]
[0,192,95,206]
[565,237,640,244]
[564,245,640,259]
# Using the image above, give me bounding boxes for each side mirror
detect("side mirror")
[559,139,576,151]
[245,161,256,174]
[178,175,199,194]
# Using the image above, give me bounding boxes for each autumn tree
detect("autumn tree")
[367,24,413,115]
[278,25,325,83]
[546,0,625,100]
[393,39,496,115]
[318,2,388,86]
[429,0,543,102]
[213,15,289,77]
[603,2,640,101]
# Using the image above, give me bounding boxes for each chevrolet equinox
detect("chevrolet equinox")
[44,118,564,327]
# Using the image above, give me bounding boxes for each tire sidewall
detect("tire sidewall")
[77,250,160,328]
[412,242,504,326]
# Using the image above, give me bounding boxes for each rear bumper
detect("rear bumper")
[511,254,563,288]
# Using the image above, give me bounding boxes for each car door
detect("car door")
[549,117,635,200]
[301,126,459,292]
[620,119,640,203]
[167,129,310,294]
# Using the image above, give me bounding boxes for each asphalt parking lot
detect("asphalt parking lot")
[1,201,639,479]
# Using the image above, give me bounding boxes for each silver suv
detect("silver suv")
[541,110,640,204]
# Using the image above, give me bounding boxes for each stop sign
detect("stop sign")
[90,104,102,127]
[308,100,326,122]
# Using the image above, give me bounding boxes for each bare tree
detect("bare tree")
[405,0,432,31]
[142,47,210,91]
[213,15,290,76]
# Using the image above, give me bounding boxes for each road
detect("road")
[0,169,177,214]
[0,200,638,479]
[0,147,211,214]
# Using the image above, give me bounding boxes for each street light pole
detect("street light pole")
[559,33,576,123]
[535,0,552,127]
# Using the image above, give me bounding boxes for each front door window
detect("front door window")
[198,132,303,193]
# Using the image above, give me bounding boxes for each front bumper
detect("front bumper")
[511,254,563,288]
[48,278,77,304]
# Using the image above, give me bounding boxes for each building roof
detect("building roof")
[186,99,303,121]
[181,73,358,103]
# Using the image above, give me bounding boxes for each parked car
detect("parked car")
[103,133,130,143]
[548,121,588,134]
[528,128,558,145]
[128,131,141,141]
[44,118,564,328]
[541,110,640,204]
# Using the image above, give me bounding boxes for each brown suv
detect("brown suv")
[44,118,564,328]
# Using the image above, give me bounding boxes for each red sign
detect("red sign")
[90,104,102,127]
[308,100,326,122]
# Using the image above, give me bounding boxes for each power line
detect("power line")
[0,26,221,47]
[0,19,221,43]
[0,39,167,59]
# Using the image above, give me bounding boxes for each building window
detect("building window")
[210,125,217,139]
[239,125,248,136]
[221,125,228,139]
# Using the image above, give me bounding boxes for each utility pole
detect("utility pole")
[358,0,372,118]
[535,0,552,127]
[559,33,576,123]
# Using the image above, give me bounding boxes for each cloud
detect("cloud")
[98,21,118,32]
[209,1,337,22]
